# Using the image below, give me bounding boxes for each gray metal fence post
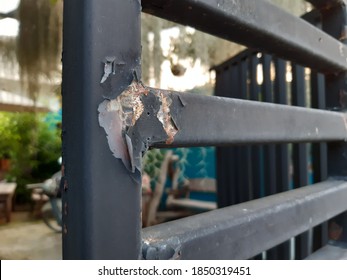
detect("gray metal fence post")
[62,0,142,259]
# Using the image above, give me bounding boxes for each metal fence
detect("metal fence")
[62,0,347,259]
[214,48,328,259]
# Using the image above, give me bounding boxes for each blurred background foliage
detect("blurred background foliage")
[0,112,61,203]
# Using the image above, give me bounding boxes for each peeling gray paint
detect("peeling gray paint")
[98,100,132,171]
[98,81,148,172]
[98,80,179,172]
[100,56,116,83]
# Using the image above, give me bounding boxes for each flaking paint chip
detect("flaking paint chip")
[98,80,179,172]
[100,56,116,83]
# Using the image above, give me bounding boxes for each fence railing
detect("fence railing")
[62,0,347,259]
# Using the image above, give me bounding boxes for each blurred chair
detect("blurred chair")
[144,151,217,227]
[27,183,49,218]
[145,150,175,227]
[0,182,17,223]
[166,178,217,211]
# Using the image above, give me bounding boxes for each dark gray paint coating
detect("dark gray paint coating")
[62,0,142,259]
[153,90,347,147]
[142,0,347,73]
[143,180,347,259]
[99,82,347,173]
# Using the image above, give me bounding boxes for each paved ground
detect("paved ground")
[0,212,62,260]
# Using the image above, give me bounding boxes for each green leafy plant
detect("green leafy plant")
[0,113,15,159]
[0,112,61,204]
[142,149,165,184]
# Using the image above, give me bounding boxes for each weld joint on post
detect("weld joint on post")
[142,242,178,260]
[98,81,148,173]
[98,81,179,173]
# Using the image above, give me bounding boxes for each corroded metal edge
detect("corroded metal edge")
[98,81,178,173]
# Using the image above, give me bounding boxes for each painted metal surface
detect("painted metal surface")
[142,0,347,73]
[98,80,347,169]
[142,180,347,260]
[62,0,142,259]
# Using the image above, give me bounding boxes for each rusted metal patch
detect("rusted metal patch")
[98,80,179,172]
[98,81,148,172]
[116,81,147,127]
[340,25,347,42]
[157,92,178,144]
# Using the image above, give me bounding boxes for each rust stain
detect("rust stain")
[107,81,148,129]
[98,81,149,172]
[99,81,179,171]
[157,91,178,144]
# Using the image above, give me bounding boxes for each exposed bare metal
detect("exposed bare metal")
[157,92,178,144]
[98,81,179,172]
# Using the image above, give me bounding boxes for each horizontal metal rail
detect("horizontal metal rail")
[212,9,322,73]
[148,88,347,147]
[98,83,347,171]
[142,180,347,260]
[142,0,347,73]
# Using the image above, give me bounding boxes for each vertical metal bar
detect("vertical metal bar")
[311,72,329,250]
[249,54,263,260]
[238,59,252,203]
[249,55,260,101]
[215,69,226,208]
[321,5,347,244]
[274,59,290,193]
[215,68,230,208]
[262,55,277,197]
[262,54,278,260]
[62,0,142,259]
[273,58,291,260]
[292,63,310,259]
[249,55,263,200]
[230,63,241,204]
[216,66,236,207]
